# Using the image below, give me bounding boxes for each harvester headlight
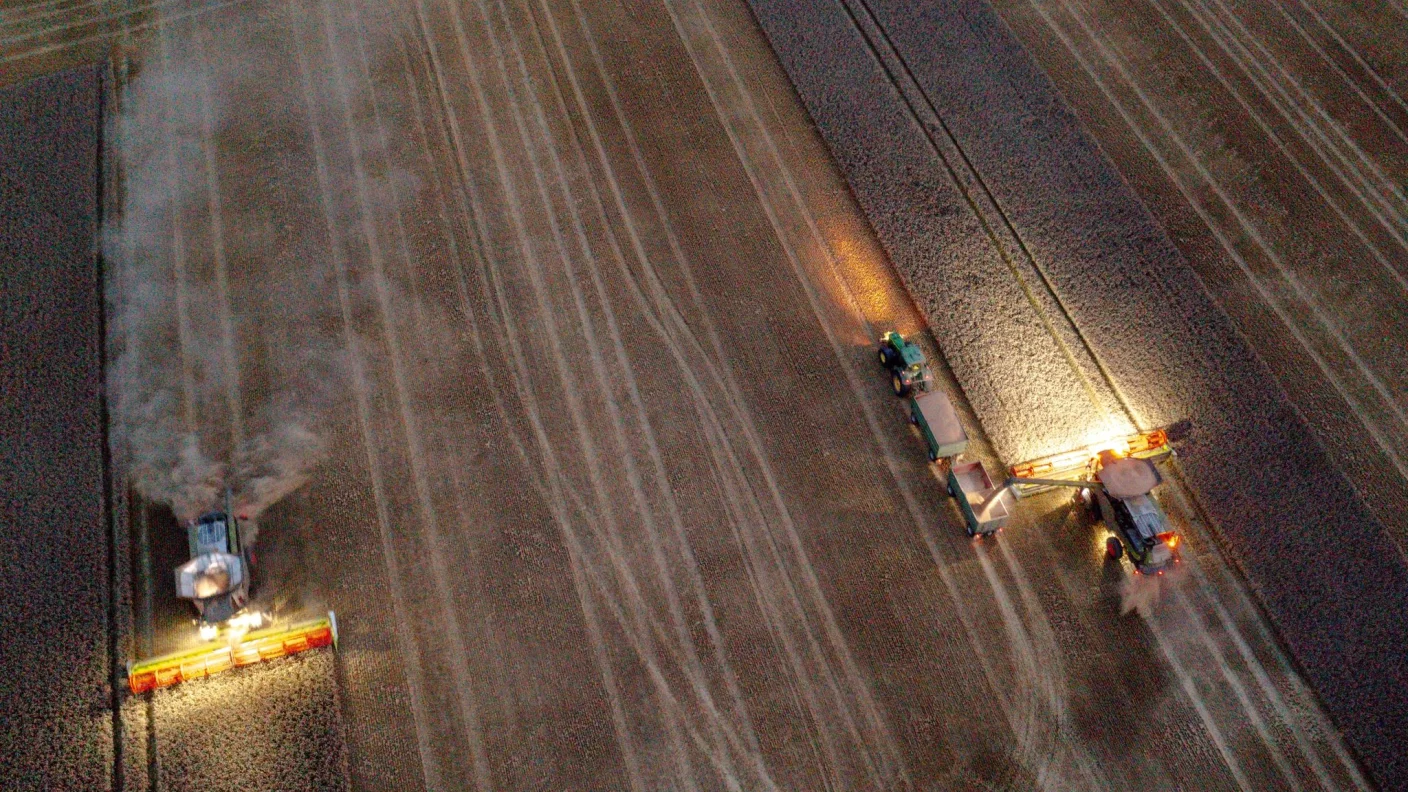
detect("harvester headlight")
[198,623,219,642]
[225,611,267,643]
[228,611,266,631]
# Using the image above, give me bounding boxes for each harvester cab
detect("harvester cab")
[175,493,251,630]
[877,331,933,397]
[176,511,249,627]
[1007,430,1182,575]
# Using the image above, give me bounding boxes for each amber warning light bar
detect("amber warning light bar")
[128,612,338,694]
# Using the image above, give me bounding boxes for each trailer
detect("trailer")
[908,389,967,461]
[947,461,1011,536]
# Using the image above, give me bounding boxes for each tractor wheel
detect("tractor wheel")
[1105,537,1123,560]
[878,346,896,369]
[908,411,919,425]
[892,374,911,397]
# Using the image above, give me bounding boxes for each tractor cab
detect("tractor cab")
[877,331,934,396]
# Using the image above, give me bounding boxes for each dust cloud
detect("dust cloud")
[1120,564,1187,618]
[102,5,370,528]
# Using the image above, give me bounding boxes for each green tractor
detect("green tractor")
[877,331,933,397]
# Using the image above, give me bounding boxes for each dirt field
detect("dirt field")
[0,0,1398,790]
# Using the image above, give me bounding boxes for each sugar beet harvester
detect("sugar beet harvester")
[127,492,338,694]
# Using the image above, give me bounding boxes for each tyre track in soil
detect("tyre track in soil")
[749,0,1257,786]
[102,7,339,789]
[190,24,244,454]
[41,0,1374,783]
[376,2,652,786]
[1280,0,1408,140]
[122,20,207,790]
[655,0,1105,787]
[0,0,255,75]
[1156,482,1372,792]
[13,0,946,783]
[1269,0,1408,207]
[543,0,1070,783]
[405,2,661,785]
[105,12,151,786]
[422,0,861,777]
[1024,0,1408,548]
[551,3,924,784]
[486,0,783,780]
[514,0,770,769]
[923,0,1361,783]
[898,3,1378,784]
[315,2,499,787]
[100,61,132,792]
[108,55,155,792]
[447,1,717,782]
[382,0,1351,783]
[979,3,1362,772]
[0,0,166,48]
[746,0,1375,788]
[1138,0,1408,308]
[540,4,892,786]
[706,0,1300,787]
[389,2,690,785]
[131,7,351,790]
[467,1,884,783]
[530,2,861,780]
[291,4,488,790]
[1165,0,1408,291]
[388,0,584,760]
[20,6,927,789]
[397,0,1008,777]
